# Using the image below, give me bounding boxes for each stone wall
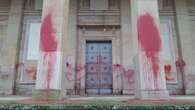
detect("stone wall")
[0,0,12,95]
[0,0,195,96]
[0,0,24,95]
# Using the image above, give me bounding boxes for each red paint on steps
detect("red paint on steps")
[40,13,57,52]
[138,13,162,79]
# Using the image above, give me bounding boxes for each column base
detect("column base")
[135,90,169,100]
[32,89,63,101]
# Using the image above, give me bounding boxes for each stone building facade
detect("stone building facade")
[0,0,195,99]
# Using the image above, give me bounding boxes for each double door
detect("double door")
[86,41,113,95]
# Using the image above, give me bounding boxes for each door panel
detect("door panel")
[86,41,112,95]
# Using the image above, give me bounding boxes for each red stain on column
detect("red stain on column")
[40,13,57,52]
[138,13,162,78]
[40,12,57,89]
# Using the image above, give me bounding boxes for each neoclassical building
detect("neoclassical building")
[0,0,195,99]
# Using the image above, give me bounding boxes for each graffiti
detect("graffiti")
[175,58,186,73]
[138,13,161,79]
[39,11,57,89]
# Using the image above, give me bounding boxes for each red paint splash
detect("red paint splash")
[164,64,174,81]
[15,63,36,80]
[164,64,171,73]
[112,64,134,85]
[40,12,57,89]
[40,13,57,52]
[175,58,186,73]
[25,68,37,80]
[138,13,162,78]
[65,63,85,81]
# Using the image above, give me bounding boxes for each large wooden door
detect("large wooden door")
[86,41,113,95]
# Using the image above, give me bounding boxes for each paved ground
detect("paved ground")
[0,95,195,105]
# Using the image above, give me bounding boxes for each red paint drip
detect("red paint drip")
[40,13,57,52]
[40,12,57,89]
[46,54,56,89]
[175,58,186,73]
[164,64,171,73]
[164,64,174,81]
[138,13,161,78]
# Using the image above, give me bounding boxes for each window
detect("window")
[109,0,119,10]
[160,20,174,62]
[26,23,41,60]
[79,0,90,10]
[34,0,43,10]
[24,0,43,10]
[158,0,174,10]
[79,0,119,11]
[90,0,108,10]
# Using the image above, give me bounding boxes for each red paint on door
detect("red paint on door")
[138,13,162,78]
[40,13,57,52]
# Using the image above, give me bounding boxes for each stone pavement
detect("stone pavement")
[0,95,195,105]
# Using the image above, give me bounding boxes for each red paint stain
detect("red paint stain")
[46,54,56,89]
[138,13,161,78]
[40,13,57,52]
[164,64,174,81]
[25,68,37,80]
[175,58,186,73]
[112,64,134,85]
[15,63,37,80]
[65,63,85,81]
[164,64,171,73]
[40,12,57,89]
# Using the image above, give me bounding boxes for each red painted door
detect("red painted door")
[86,41,113,95]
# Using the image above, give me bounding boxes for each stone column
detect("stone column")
[175,0,195,95]
[0,0,24,95]
[131,0,169,100]
[34,0,70,100]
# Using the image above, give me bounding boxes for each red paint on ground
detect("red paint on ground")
[40,13,57,52]
[138,13,162,78]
